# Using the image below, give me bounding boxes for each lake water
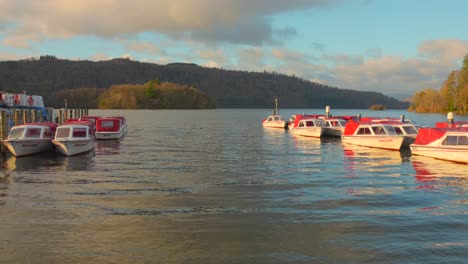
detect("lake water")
[0,109,467,264]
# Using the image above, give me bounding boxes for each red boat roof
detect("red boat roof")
[414,127,468,145]
[63,119,93,127]
[435,121,468,128]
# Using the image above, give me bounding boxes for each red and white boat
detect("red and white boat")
[410,127,468,164]
[52,120,95,156]
[2,122,57,157]
[95,116,127,140]
[289,117,324,137]
[341,121,405,150]
[262,98,286,129]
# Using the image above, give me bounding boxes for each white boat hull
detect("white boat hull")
[291,127,323,138]
[323,127,343,137]
[263,121,286,129]
[52,139,94,156]
[3,139,53,157]
[341,135,405,150]
[95,129,126,140]
[410,145,468,164]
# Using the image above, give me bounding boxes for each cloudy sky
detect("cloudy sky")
[0,0,467,99]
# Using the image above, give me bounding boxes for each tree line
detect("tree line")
[409,54,468,115]
[0,56,408,109]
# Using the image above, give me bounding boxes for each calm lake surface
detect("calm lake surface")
[0,109,467,264]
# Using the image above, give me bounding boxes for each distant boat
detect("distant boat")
[95,116,127,140]
[2,122,57,157]
[341,121,406,150]
[410,127,468,164]
[262,98,287,129]
[52,120,94,156]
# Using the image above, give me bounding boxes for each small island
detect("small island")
[369,104,386,110]
[51,79,216,109]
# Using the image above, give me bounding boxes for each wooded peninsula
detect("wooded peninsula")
[0,56,408,109]
[409,54,468,115]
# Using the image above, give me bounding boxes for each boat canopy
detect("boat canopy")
[413,128,446,145]
[97,118,123,132]
[435,121,468,128]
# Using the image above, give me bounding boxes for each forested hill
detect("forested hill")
[0,56,408,109]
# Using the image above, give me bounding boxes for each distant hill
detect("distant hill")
[0,55,409,109]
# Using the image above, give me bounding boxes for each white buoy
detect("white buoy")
[325,105,330,118]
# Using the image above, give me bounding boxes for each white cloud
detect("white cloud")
[197,49,228,65]
[0,0,337,47]
[236,39,468,98]
[123,41,166,56]
[419,39,468,62]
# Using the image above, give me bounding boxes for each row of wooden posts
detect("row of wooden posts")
[0,108,89,154]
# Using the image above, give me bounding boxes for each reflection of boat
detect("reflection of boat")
[412,157,468,184]
[95,116,127,140]
[262,98,286,129]
[341,121,405,150]
[56,150,95,171]
[52,120,95,156]
[343,144,406,163]
[3,151,57,171]
[95,139,122,155]
[289,117,324,138]
[2,122,57,157]
[410,127,468,164]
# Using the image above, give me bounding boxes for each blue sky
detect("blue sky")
[0,0,467,99]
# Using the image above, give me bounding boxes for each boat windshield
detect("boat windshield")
[8,127,25,139]
[383,125,398,135]
[442,135,468,146]
[72,128,88,138]
[305,121,315,127]
[56,127,71,138]
[402,125,418,135]
[371,126,387,135]
[25,128,42,138]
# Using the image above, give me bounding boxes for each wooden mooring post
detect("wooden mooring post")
[1,111,6,155]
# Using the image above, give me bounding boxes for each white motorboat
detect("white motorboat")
[2,122,57,157]
[289,117,324,138]
[95,116,127,140]
[341,121,405,150]
[52,120,94,156]
[410,127,468,164]
[262,98,286,129]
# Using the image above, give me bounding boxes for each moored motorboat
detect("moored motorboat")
[95,116,127,140]
[289,117,324,137]
[341,120,405,150]
[262,98,287,129]
[410,127,468,164]
[52,120,95,156]
[2,122,57,157]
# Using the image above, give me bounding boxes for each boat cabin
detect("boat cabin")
[296,118,324,128]
[7,122,57,140]
[55,121,93,140]
[344,122,399,136]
